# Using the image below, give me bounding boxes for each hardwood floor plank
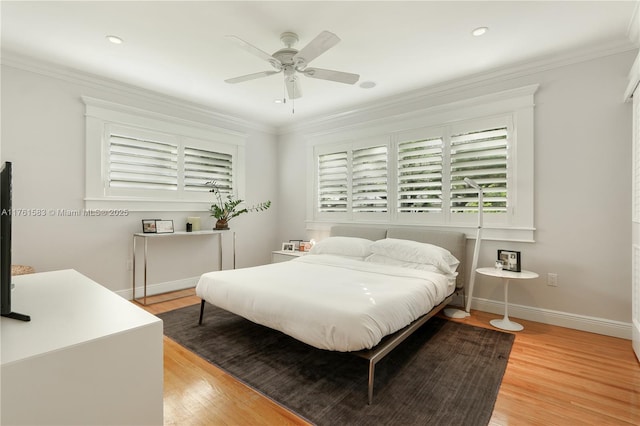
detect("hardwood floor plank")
[139,291,640,425]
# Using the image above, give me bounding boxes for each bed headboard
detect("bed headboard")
[329,225,467,288]
[329,225,387,241]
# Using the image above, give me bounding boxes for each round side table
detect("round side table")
[476,267,538,331]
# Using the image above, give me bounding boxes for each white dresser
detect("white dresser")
[1,269,163,425]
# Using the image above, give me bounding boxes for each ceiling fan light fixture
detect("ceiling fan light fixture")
[225,30,359,101]
[472,27,489,37]
[359,81,376,89]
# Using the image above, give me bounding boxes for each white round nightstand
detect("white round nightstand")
[476,267,539,331]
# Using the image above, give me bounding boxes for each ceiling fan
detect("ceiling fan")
[224,31,360,100]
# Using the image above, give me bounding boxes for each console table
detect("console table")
[132,230,235,305]
[1,269,163,425]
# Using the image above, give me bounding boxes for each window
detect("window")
[352,145,388,213]
[397,136,443,213]
[315,139,389,220]
[315,119,510,222]
[84,97,245,211]
[449,126,508,214]
[308,84,537,240]
[108,127,179,192]
[318,151,348,213]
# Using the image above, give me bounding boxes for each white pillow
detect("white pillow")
[309,236,373,259]
[365,254,458,279]
[369,238,459,275]
[364,254,442,273]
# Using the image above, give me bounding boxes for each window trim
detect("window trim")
[83,96,246,212]
[306,85,538,241]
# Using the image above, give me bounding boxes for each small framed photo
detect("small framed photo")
[498,249,521,272]
[282,242,295,251]
[289,239,303,250]
[142,219,159,234]
[156,220,174,234]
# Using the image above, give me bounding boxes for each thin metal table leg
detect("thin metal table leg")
[143,237,148,306]
[132,235,137,301]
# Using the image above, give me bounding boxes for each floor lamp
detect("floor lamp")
[444,177,483,319]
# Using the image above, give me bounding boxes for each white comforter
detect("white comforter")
[195,254,454,352]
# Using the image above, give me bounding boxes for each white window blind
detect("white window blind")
[108,133,178,191]
[397,137,443,213]
[449,127,508,213]
[184,147,233,193]
[352,145,388,212]
[318,151,349,212]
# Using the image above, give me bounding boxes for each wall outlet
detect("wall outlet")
[547,273,558,287]
[127,260,133,271]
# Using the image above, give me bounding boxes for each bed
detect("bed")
[196,226,466,404]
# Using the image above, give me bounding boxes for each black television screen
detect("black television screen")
[1,161,30,321]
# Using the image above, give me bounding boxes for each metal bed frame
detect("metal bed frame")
[198,225,466,404]
[354,293,454,404]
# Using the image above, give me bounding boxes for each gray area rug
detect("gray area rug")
[159,303,514,426]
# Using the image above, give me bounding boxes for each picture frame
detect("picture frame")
[142,219,159,234]
[497,249,521,272]
[289,239,303,250]
[282,242,295,251]
[155,220,174,234]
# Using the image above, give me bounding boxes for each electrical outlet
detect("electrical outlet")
[126,260,133,271]
[547,273,558,287]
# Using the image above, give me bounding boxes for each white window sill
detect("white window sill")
[85,198,211,212]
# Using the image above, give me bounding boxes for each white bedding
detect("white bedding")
[195,254,454,352]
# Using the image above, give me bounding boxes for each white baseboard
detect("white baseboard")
[471,297,632,340]
[116,277,199,301]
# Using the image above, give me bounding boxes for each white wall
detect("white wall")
[277,50,635,337]
[1,62,279,296]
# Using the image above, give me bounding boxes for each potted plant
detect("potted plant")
[206,181,271,230]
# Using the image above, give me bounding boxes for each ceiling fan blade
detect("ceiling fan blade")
[293,31,340,68]
[225,35,282,69]
[303,67,360,85]
[225,70,281,84]
[285,76,302,99]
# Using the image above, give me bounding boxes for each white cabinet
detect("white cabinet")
[1,269,163,425]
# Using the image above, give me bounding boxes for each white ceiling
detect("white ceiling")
[1,1,637,128]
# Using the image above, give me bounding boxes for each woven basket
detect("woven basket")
[11,265,35,276]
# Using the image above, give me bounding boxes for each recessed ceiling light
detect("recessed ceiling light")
[106,35,123,44]
[274,99,285,104]
[472,27,488,37]
[359,81,376,89]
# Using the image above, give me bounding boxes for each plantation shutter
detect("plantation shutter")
[397,137,443,213]
[108,133,178,190]
[352,145,388,212]
[184,147,233,193]
[449,127,508,213]
[318,151,348,212]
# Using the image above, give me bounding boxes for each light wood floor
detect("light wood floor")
[137,290,640,425]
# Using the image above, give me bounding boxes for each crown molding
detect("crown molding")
[0,50,277,135]
[278,38,637,136]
